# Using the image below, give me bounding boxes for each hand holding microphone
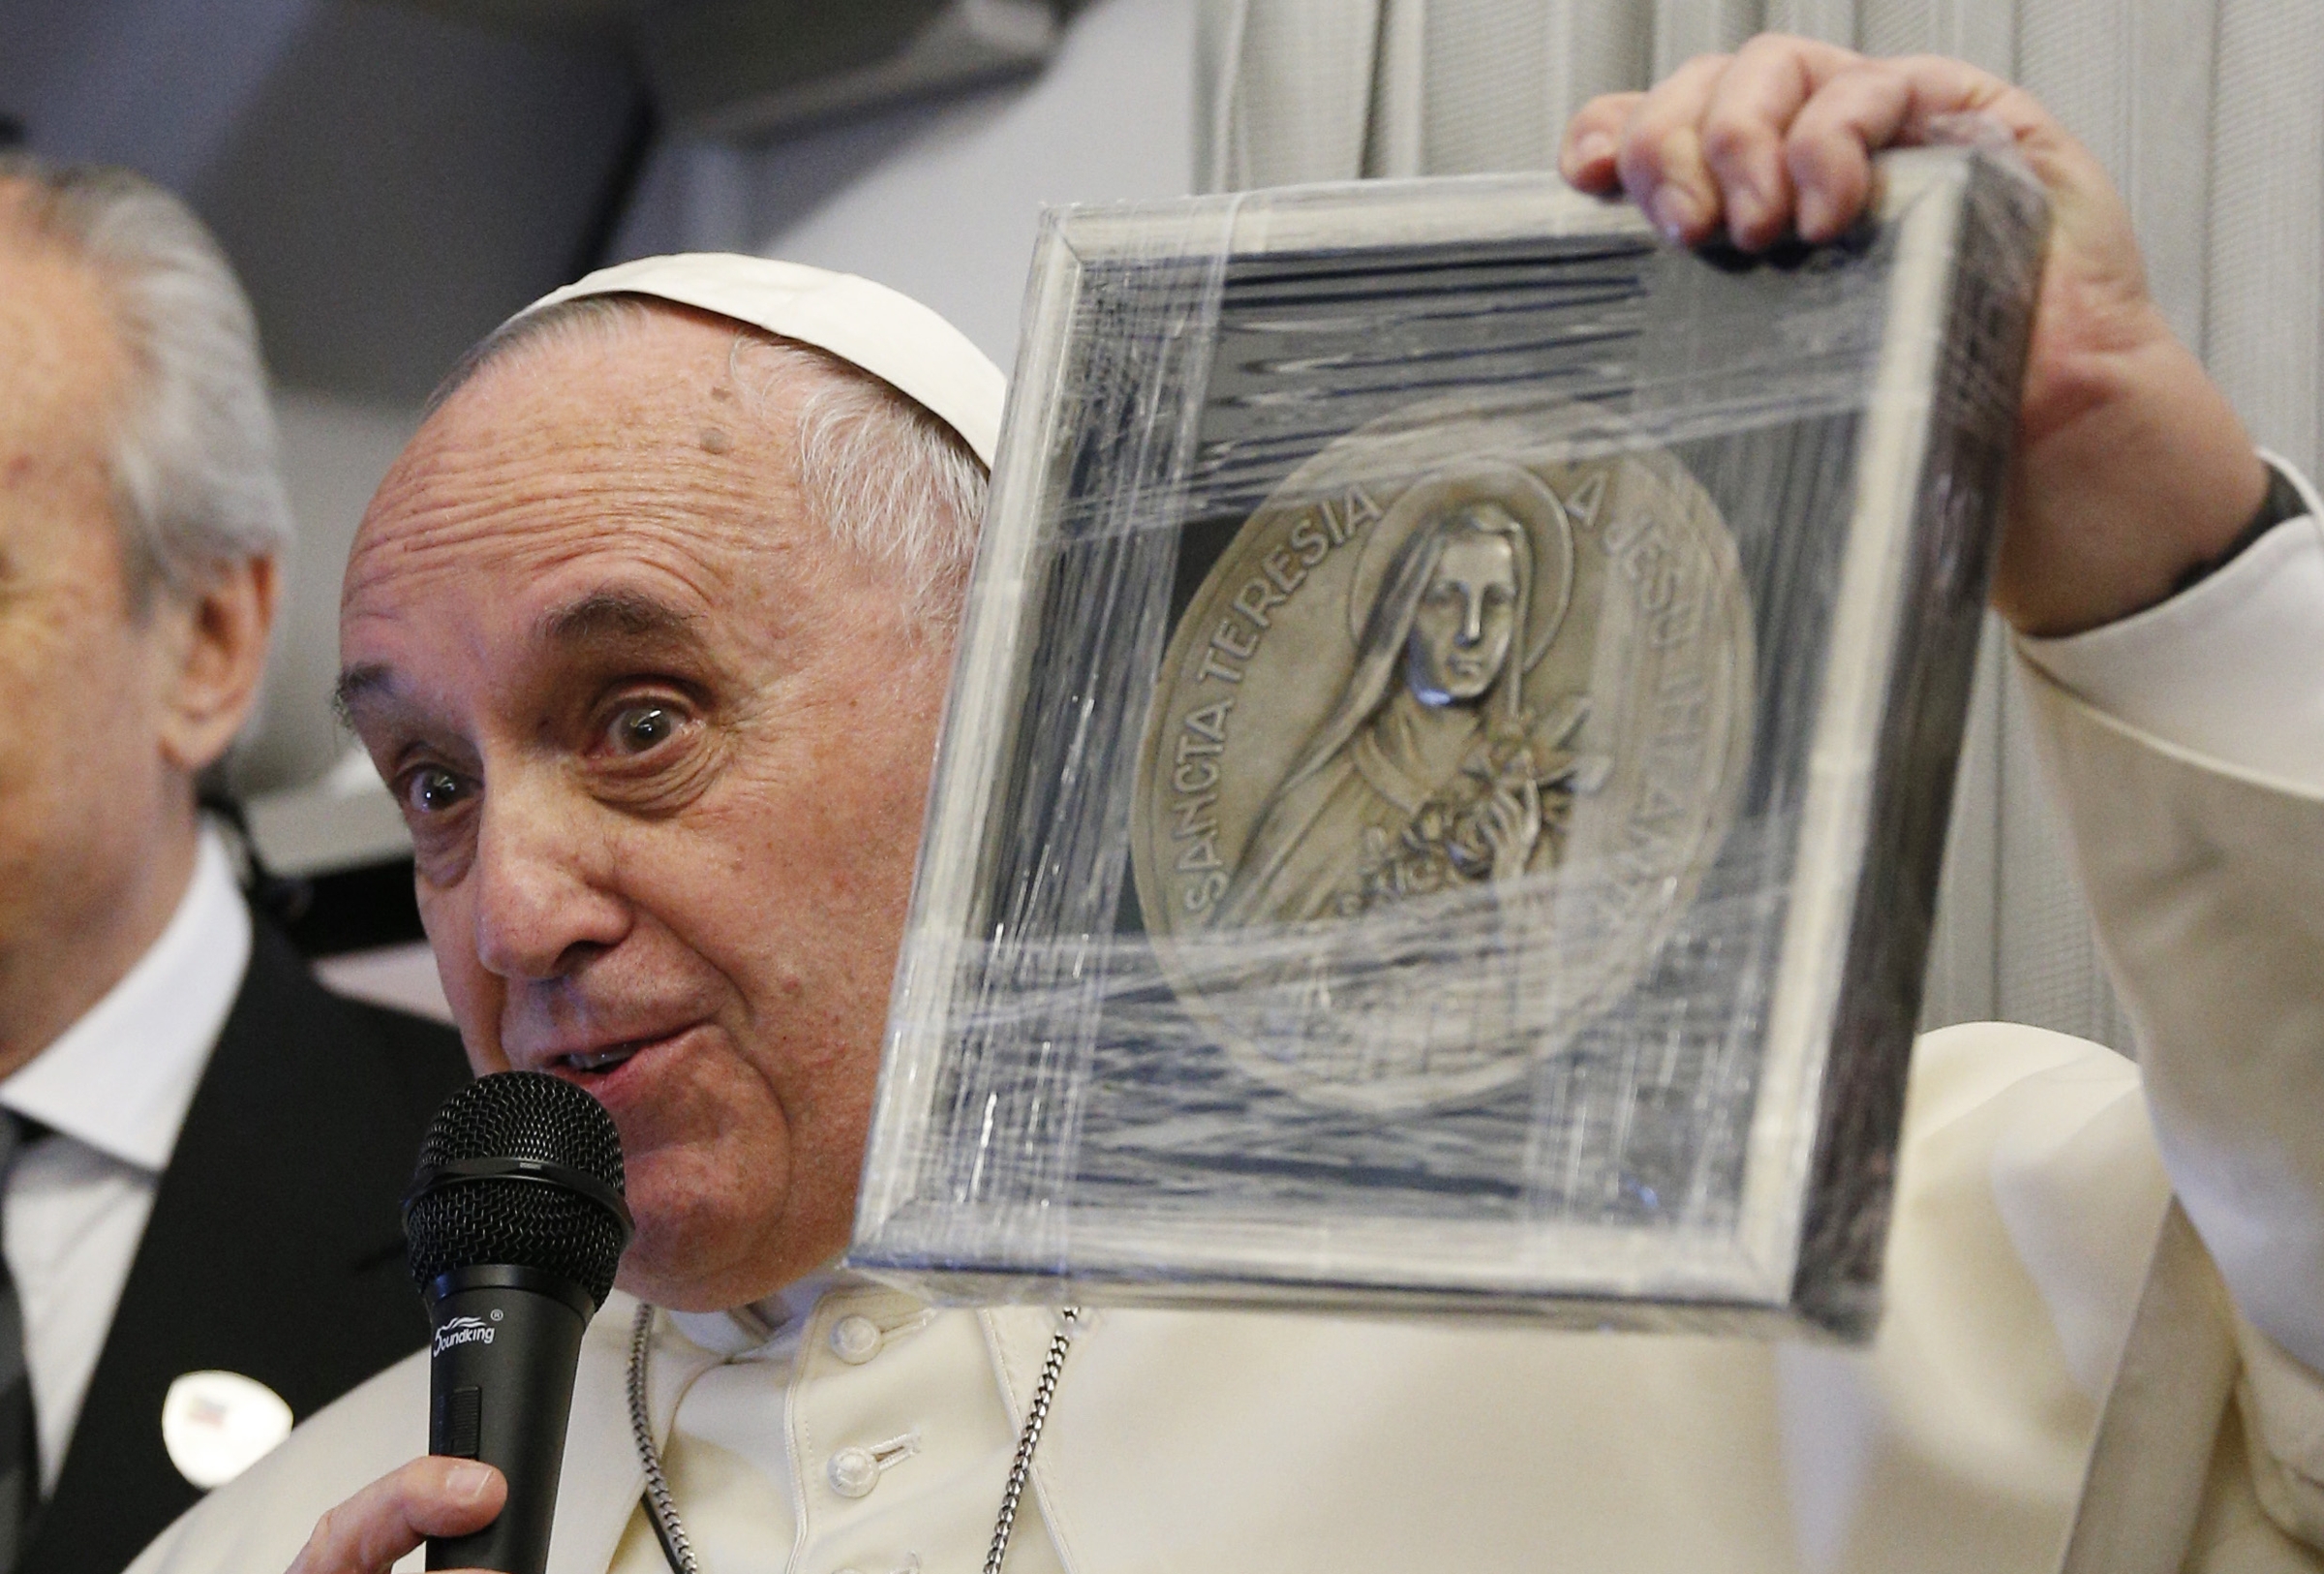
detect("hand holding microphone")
[287,1072,630,1574]
[285,1458,506,1574]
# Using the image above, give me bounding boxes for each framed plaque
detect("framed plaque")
[850,148,2045,1338]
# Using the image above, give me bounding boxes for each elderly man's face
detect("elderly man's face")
[340,314,953,1311]
[0,217,190,1066]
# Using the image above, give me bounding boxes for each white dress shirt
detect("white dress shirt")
[0,830,249,1490]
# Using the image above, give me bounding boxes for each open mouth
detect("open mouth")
[560,1042,646,1073]
[536,1022,701,1086]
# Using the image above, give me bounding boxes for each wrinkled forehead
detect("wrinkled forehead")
[348,313,811,596]
[335,314,876,725]
[417,307,792,478]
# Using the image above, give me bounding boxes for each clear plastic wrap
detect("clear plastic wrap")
[849,148,2047,1340]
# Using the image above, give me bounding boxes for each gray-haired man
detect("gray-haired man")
[0,160,468,1574]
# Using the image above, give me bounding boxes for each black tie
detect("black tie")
[0,1115,43,1570]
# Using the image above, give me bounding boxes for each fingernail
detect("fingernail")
[1651,184,1702,241]
[447,1463,495,1502]
[1576,132,1614,166]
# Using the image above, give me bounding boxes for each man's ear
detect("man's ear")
[156,554,280,775]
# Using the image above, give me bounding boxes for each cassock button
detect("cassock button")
[829,1445,882,1498]
[830,1314,882,1365]
[162,1371,294,1489]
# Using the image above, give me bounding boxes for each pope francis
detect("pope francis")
[135,37,2324,1574]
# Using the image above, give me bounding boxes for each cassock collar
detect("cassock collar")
[665,1268,848,1359]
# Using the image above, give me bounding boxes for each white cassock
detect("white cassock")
[129,255,2324,1574]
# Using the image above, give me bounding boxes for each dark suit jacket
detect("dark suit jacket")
[23,917,470,1574]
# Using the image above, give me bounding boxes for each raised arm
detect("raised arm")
[1564,37,2324,1563]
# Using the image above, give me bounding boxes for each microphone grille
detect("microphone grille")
[405,1071,629,1304]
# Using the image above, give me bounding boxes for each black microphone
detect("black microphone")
[404,1071,634,1574]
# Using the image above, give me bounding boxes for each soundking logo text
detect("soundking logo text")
[434,1314,496,1354]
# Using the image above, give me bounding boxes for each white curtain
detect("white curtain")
[1196,0,2324,1048]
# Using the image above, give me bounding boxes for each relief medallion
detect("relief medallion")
[1131,400,1756,1110]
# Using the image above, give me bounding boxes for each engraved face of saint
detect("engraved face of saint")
[1406,513,1519,707]
[1213,495,1548,928]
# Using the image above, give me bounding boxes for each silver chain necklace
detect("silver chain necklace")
[627,1300,1084,1574]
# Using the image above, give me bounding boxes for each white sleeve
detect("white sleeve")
[2017,451,2324,791]
[2024,668,2324,1562]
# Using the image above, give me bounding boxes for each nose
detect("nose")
[1456,585,1485,646]
[469,772,629,982]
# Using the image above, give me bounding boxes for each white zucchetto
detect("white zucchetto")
[513,254,1005,467]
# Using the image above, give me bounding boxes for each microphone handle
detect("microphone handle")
[424,1267,595,1574]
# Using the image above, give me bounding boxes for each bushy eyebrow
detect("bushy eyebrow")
[332,589,707,730]
[332,662,393,725]
[535,589,701,647]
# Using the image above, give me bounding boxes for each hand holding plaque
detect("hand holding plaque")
[1561,35,2273,637]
